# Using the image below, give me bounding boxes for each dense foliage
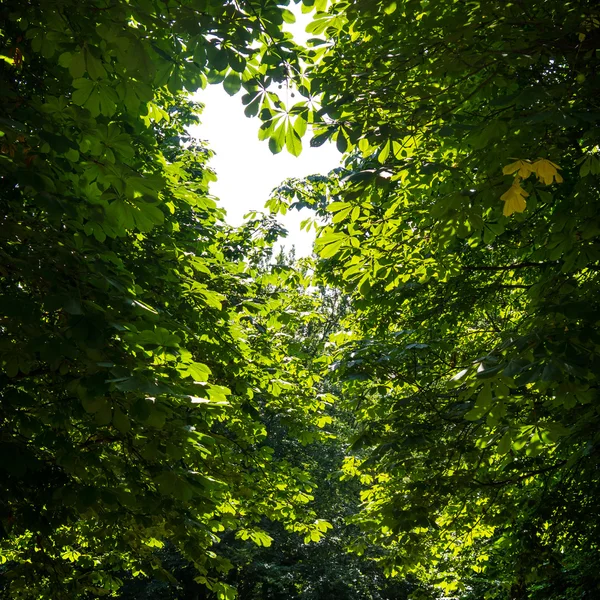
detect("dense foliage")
[270,0,600,598]
[2,0,599,599]
[0,1,331,598]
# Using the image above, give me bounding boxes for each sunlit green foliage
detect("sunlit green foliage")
[0,1,333,597]
[271,0,600,598]
[2,0,600,598]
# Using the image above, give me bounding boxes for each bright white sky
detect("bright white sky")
[188,8,341,257]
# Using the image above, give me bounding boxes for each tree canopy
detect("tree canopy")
[1,0,599,599]
[271,0,600,597]
[1,1,332,597]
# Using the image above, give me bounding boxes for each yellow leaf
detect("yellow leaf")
[500,179,529,216]
[502,159,533,179]
[532,158,562,185]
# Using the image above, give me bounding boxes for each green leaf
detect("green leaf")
[332,206,352,223]
[328,202,351,212]
[293,115,307,138]
[154,471,193,502]
[281,9,296,24]
[113,408,131,434]
[95,400,112,426]
[182,362,212,382]
[497,431,512,455]
[377,140,390,163]
[85,48,107,80]
[285,123,302,156]
[223,73,241,96]
[319,240,344,258]
[269,123,286,154]
[71,78,95,106]
[477,384,492,408]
